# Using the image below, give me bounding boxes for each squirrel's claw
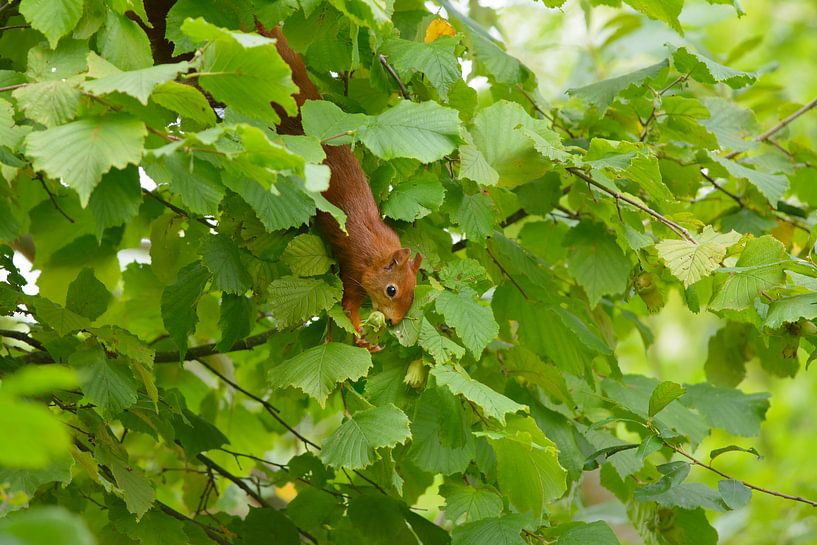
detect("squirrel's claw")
[354,335,382,353]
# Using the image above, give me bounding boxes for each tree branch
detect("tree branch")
[195,359,322,450]
[566,167,696,243]
[23,329,276,364]
[196,454,318,544]
[726,96,817,160]
[142,188,216,228]
[666,442,817,508]
[37,176,75,223]
[378,54,410,99]
[0,329,45,351]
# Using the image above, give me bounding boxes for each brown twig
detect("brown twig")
[517,86,575,138]
[196,454,318,544]
[378,54,410,99]
[486,245,529,300]
[0,83,25,93]
[566,167,696,243]
[142,188,216,228]
[700,171,743,207]
[24,329,277,364]
[195,359,322,450]
[0,329,45,351]
[666,442,817,508]
[0,24,28,31]
[37,177,75,223]
[726,96,817,160]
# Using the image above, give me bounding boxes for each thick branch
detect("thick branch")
[0,329,45,351]
[667,442,817,508]
[23,329,276,364]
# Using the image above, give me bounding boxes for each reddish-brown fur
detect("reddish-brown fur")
[259,24,422,343]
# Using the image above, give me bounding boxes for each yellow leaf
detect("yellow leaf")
[425,18,456,43]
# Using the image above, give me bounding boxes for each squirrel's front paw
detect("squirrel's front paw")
[354,335,382,353]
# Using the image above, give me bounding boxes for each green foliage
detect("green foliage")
[2,1,816,544]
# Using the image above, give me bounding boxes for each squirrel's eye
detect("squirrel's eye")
[386,285,397,298]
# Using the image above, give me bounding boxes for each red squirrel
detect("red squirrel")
[259,23,422,347]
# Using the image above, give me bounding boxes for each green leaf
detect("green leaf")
[719,479,752,509]
[151,81,216,126]
[431,365,526,424]
[452,192,496,243]
[765,293,817,329]
[160,261,212,358]
[557,521,621,545]
[469,101,548,186]
[225,176,315,232]
[0,365,77,397]
[648,381,686,417]
[419,318,466,363]
[19,0,84,48]
[709,153,788,206]
[710,235,788,311]
[72,346,138,417]
[143,154,225,216]
[282,234,333,277]
[66,267,112,321]
[566,60,668,111]
[672,46,756,88]
[358,100,461,162]
[320,404,411,469]
[83,62,191,105]
[301,99,368,145]
[100,453,155,518]
[0,507,94,545]
[216,293,254,351]
[201,234,252,295]
[98,11,153,70]
[656,226,742,287]
[267,275,342,329]
[87,166,143,233]
[701,97,758,153]
[181,18,298,124]
[624,0,683,33]
[483,416,566,519]
[0,398,72,469]
[32,297,92,336]
[458,141,499,186]
[382,37,461,98]
[440,483,503,523]
[407,388,475,475]
[565,222,631,307]
[269,342,372,406]
[435,288,498,358]
[383,174,446,222]
[234,508,300,545]
[451,514,530,545]
[12,80,81,127]
[25,114,147,206]
[681,383,770,436]
[583,138,674,204]
[91,325,155,367]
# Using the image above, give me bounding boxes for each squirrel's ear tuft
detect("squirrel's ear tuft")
[411,253,422,273]
[386,248,411,270]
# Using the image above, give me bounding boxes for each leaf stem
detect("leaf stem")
[37,176,75,223]
[0,83,25,93]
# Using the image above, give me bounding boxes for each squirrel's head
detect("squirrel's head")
[362,248,422,325]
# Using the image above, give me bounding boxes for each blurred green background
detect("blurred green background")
[475,0,817,542]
